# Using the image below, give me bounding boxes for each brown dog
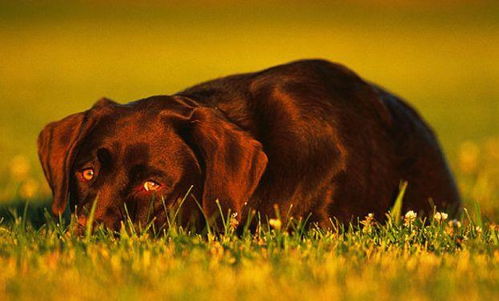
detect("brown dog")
[38,59,460,231]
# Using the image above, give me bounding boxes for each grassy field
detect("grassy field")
[0,1,498,300]
[0,211,498,300]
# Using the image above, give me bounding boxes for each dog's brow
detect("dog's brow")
[124,143,151,164]
[111,141,122,153]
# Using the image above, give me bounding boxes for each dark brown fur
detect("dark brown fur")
[37,59,460,231]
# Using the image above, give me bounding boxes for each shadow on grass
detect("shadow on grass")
[0,198,52,228]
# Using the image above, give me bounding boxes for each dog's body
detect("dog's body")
[38,59,460,230]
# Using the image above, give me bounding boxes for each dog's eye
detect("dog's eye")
[81,168,95,181]
[143,180,160,192]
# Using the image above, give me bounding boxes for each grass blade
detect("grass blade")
[85,196,98,241]
[391,180,408,223]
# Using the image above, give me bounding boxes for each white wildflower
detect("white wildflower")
[404,210,417,225]
[448,219,462,228]
[433,212,448,223]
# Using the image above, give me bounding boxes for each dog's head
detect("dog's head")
[37,96,267,231]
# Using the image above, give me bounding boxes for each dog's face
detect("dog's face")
[69,100,203,230]
[38,96,267,232]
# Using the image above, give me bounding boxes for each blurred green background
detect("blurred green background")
[1,0,498,218]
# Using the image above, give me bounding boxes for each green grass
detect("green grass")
[0,1,498,300]
[0,209,497,300]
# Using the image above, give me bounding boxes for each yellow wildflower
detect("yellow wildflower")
[361,213,375,233]
[488,223,498,232]
[458,141,480,174]
[19,178,39,199]
[229,213,239,229]
[269,218,282,230]
[10,155,30,180]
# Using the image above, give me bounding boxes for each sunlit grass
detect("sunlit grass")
[0,207,498,300]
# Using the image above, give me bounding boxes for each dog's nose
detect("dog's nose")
[73,207,125,235]
[77,215,88,228]
[73,215,106,235]
[71,215,87,236]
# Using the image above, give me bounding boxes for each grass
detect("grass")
[0,208,497,300]
[0,1,498,300]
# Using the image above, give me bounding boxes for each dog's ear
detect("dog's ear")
[187,107,268,221]
[37,97,117,215]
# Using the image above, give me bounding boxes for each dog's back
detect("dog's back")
[178,59,461,224]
